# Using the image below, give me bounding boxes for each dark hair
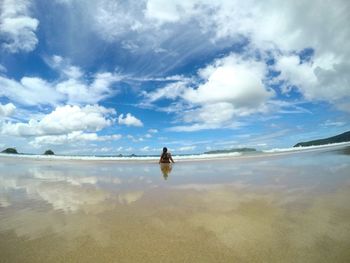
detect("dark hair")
[161,147,168,159]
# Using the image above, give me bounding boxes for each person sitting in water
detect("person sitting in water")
[159,147,175,164]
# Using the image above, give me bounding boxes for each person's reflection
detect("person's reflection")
[160,163,173,180]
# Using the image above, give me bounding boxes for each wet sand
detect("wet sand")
[0,146,350,262]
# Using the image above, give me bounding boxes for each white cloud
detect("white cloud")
[146,53,273,131]
[47,55,122,105]
[204,0,350,111]
[322,120,346,127]
[168,122,242,132]
[144,81,189,102]
[1,104,116,137]
[0,102,15,117]
[182,103,234,125]
[30,131,121,147]
[0,76,63,106]
[0,0,39,53]
[18,104,122,147]
[55,72,120,105]
[144,133,152,138]
[145,0,197,23]
[274,55,318,94]
[0,55,121,106]
[177,145,196,152]
[183,54,273,107]
[274,54,350,111]
[98,147,113,153]
[126,135,144,143]
[148,129,158,133]
[143,0,350,59]
[88,0,146,42]
[140,146,150,152]
[0,64,6,72]
[118,113,143,127]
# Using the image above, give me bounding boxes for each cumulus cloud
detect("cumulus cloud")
[0,104,127,148]
[30,131,121,147]
[274,55,318,94]
[46,55,122,105]
[274,54,350,111]
[0,55,121,106]
[183,54,273,107]
[1,104,116,137]
[146,53,273,131]
[0,102,15,117]
[55,72,120,105]
[180,103,235,126]
[0,0,39,53]
[118,113,143,127]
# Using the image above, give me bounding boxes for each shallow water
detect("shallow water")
[0,146,350,262]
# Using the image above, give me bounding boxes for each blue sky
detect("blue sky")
[0,0,349,155]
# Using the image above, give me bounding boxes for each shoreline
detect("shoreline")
[1,142,349,164]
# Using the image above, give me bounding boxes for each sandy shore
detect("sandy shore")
[0,144,350,262]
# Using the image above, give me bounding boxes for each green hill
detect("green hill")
[294,131,350,147]
[1,148,18,154]
[44,150,55,155]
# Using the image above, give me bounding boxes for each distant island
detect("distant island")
[204,148,256,154]
[44,150,55,155]
[294,131,350,147]
[1,148,18,154]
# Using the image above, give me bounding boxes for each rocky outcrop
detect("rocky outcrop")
[1,148,18,154]
[44,150,55,155]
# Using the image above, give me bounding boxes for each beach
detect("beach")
[0,144,350,262]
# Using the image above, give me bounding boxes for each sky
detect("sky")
[0,0,350,155]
